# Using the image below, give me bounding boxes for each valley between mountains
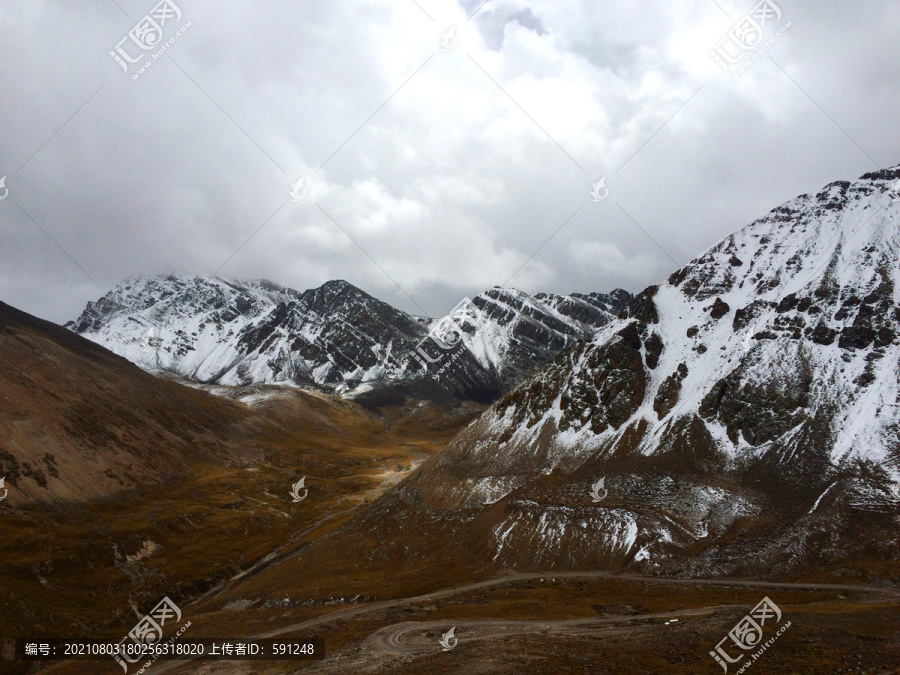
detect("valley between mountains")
[2,166,900,673]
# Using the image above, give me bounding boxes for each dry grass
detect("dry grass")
[0,384,479,644]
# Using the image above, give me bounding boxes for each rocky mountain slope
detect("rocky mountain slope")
[69,277,630,404]
[394,166,900,580]
[0,300,260,503]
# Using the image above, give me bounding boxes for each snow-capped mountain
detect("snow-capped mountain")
[397,166,900,579]
[69,276,629,404]
[451,286,631,388]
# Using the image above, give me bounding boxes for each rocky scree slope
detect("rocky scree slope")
[399,166,900,580]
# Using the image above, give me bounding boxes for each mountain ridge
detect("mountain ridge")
[69,275,632,405]
[383,164,900,580]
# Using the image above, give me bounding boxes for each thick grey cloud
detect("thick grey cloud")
[1,0,898,323]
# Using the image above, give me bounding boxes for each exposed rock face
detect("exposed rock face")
[653,363,687,420]
[70,276,631,405]
[398,165,900,579]
[496,322,648,438]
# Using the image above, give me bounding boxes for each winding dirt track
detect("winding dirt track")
[256,571,899,639]
[149,571,899,672]
[367,607,721,655]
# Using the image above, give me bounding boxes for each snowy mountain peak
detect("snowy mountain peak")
[70,275,630,403]
[403,165,900,578]
[485,165,900,466]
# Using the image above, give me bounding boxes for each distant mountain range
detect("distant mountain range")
[68,276,630,405]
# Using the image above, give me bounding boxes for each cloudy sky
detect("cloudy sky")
[1,0,898,323]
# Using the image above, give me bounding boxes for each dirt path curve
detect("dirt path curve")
[151,571,899,672]
[367,606,724,655]
[255,571,899,640]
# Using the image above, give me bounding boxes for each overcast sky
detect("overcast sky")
[1,0,898,323]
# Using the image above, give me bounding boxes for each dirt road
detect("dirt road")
[255,570,898,639]
[367,606,722,655]
[150,571,899,672]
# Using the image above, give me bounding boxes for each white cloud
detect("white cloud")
[0,0,897,321]
[568,240,664,285]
